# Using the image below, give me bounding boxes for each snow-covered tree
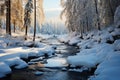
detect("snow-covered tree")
[61,0,96,36]
[24,0,33,40]
[0,3,5,28]
[36,0,45,25]
[97,0,120,27]
[61,0,120,35]
[114,5,120,28]
[11,0,24,32]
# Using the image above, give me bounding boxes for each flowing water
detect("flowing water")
[1,37,94,80]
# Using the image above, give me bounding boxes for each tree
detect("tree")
[61,0,120,35]
[0,19,2,29]
[24,0,33,40]
[33,0,44,42]
[94,0,101,30]
[5,0,11,35]
[97,0,120,27]
[33,0,36,41]
[11,0,24,32]
[0,1,5,29]
[114,5,120,27]
[36,0,44,25]
[61,0,94,36]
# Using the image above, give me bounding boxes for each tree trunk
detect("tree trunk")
[6,0,11,35]
[86,16,89,32]
[33,0,36,42]
[94,0,101,30]
[25,25,28,40]
[0,19,2,29]
[13,20,16,33]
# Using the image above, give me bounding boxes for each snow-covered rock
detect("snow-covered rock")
[77,39,97,49]
[45,58,68,68]
[111,28,120,40]
[34,71,43,76]
[4,57,28,69]
[67,54,98,68]
[114,39,120,51]
[30,57,43,62]
[68,35,81,45]
[0,62,11,78]
[0,43,55,78]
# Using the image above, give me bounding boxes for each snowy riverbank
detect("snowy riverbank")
[59,26,120,80]
[0,30,56,78]
[0,26,120,80]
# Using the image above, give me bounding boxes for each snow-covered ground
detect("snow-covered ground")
[0,30,55,78]
[0,26,120,79]
[59,26,120,80]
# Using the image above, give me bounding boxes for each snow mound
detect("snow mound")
[77,39,96,49]
[68,43,114,68]
[0,46,55,78]
[68,35,81,45]
[89,51,120,80]
[58,32,80,45]
[0,62,11,78]
[28,46,55,57]
[114,39,120,51]
[4,57,28,69]
[45,58,68,68]
[67,54,98,68]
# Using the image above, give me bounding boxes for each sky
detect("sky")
[43,0,62,22]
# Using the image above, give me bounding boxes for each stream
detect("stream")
[1,37,94,80]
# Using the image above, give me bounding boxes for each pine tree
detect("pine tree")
[24,0,33,40]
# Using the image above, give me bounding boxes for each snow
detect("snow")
[77,39,97,49]
[114,40,120,51]
[0,26,120,79]
[0,62,11,78]
[45,58,68,68]
[89,51,120,80]
[68,54,98,68]
[3,57,28,69]
[95,43,114,62]
[58,27,120,80]
[68,35,81,45]
[34,71,43,76]
[0,30,55,78]
[30,57,43,62]
[58,32,80,44]
[68,67,88,72]
[111,28,120,37]
[67,43,114,68]
[58,34,70,43]
[0,46,55,74]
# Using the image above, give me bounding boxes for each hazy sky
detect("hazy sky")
[43,0,62,21]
